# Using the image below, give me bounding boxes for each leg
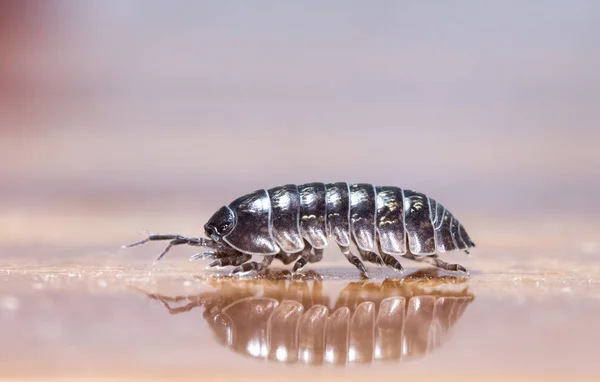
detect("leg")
[402,253,467,272]
[380,253,404,272]
[276,252,300,265]
[338,244,368,278]
[292,241,313,273]
[375,240,403,272]
[208,253,252,268]
[308,247,324,263]
[123,234,214,261]
[189,250,217,261]
[358,248,385,266]
[190,247,242,262]
[231,255,275,274]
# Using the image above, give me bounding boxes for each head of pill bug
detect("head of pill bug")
[204,206,236,240]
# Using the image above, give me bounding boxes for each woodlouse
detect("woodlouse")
[124,182,476,277]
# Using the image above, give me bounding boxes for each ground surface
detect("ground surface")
[1,209,599,382]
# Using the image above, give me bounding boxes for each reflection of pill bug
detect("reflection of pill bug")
[142,277,475,365]
[209,295,474,364]
[125,182,475,277]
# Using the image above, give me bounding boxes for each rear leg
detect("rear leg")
[402,252,467,273]
[231,255,275,275]
[338,244,368,278]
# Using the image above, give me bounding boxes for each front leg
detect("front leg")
[208,253,252,268]
[189,243,250,267]
[231,255,275,275]
[189,241,240,262]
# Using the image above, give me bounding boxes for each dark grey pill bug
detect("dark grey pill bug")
[124,182,476,277]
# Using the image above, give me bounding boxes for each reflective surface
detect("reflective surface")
[2,249,600,381]
[141,271,474,365]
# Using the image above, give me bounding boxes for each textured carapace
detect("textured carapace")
[124,182,476,277]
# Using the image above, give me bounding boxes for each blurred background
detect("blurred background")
[1,3,600,379]
[0,0,599,249]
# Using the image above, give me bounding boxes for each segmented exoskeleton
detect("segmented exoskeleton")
[124,183,476,277]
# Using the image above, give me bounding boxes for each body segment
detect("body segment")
[298,183,328,249]
[267,184,304,253]
[325,182,351,247]
[375,186,406,256]
[125,182,476,277]
[402,189,436,254]
[349,183,377,252]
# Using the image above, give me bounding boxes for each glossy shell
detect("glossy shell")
[220,182,475,257]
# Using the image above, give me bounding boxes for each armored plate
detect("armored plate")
[349,183,377,252]
[267,184,304,253]
[325,182,351,247]
[430,198,457,253]
[449,215,466,249]
[403,190,436,254]
[458,223,475,247]
[223,189,280,255]
[298,182,328,249]
[375,186,407,255]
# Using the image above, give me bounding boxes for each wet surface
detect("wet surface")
[1,230,600,381]
[142,272,474,366]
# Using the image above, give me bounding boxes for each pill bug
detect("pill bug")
[124,182,475,277]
